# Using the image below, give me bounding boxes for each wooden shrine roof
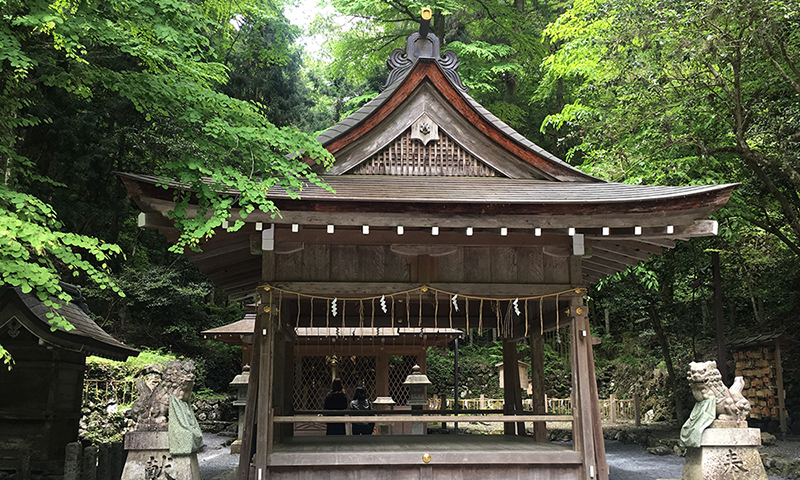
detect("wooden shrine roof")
[118,30,736,298]
[120,172,734,215]
[0,283,139,361]
[316,61,591,182]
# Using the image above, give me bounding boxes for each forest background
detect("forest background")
[1,0,799,430]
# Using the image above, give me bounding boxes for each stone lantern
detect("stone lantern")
[229,365,250,454]
[403,365,431,435]
[373,396,396,435]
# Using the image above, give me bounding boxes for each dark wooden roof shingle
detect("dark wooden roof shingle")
[1,284,138,361]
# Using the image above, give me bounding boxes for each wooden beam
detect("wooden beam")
[588,247,642,266]
[582,220,718,240]
[581,262,617,277]
[268,282,584,297]
[278,227,570,248]
[594,239,663,255]
[137,212,172,229]
[584,256,631,272]
[137,196,722,230]
[590,242,652,261]
[190,240,253,261]
[273,414,573,423]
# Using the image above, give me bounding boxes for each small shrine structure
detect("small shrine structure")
[203,312,459,440]
[120,14,735,480]
[729,332,793,438]
[0,284,138,474]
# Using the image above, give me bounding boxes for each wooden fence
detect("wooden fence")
[429,393,641,424]
[83,379,137,406]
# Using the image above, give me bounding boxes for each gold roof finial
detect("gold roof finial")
[421,7,432,20]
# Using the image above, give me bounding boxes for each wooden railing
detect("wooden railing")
[428,393,641,424]
[274,413,574,424]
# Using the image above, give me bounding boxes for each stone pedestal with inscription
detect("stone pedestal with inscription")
[121,431,200,480]
[682,427,767,480]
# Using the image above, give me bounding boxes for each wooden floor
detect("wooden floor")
[266,435,584,480]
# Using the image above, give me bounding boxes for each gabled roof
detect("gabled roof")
[0,283,138,361]
[315,33,599,182]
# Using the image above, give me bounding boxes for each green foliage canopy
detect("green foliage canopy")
[540,0,800,255]
[0,0,334,357]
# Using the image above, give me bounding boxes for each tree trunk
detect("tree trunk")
[648,305,683,422]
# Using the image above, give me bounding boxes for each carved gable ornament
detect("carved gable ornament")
[381,32,468,93]
[411,113,439,145]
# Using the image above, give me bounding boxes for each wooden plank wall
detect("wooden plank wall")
[273,246,573,284]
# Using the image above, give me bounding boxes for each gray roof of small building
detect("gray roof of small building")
[0,283,138,361]
[727,332,795,349]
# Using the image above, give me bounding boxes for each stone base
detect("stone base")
[122,431,200,480]
[682,428,767,480]
[230,439,242,455]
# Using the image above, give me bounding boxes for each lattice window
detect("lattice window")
[294,356,330,411]
[388,355,418,406]
[350,129,499,177]
[293,355,376,410]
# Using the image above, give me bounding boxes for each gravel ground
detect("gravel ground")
[605,439,786,480]
[762,436,800,460]
[198,433,238,480]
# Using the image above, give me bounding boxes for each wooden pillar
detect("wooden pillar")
[570,296,601,480]
[775,341,787,440]
[634,393,641,427]
[587,328,609,480]
[376,349,389,398]
[237,292,269,480]
[502,339,524,435]
[572,296,609,480]
[609,394,617,424]
[280,331,294,440]
[239,251,277,480]
[529,326,547,442]
[255,288,276,476]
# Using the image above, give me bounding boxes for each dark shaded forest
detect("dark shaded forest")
[1,0,798,431]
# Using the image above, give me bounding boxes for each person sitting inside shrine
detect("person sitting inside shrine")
[349,386,374,435]
[324,377,348,435]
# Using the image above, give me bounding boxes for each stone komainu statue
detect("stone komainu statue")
[127,360,197,431]
[686,360,751,422]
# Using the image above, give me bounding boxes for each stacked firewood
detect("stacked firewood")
[734,348,777,420]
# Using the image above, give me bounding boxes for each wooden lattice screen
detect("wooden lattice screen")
[350,128,499,177]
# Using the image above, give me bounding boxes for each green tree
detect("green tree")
[0,0,334,362]
[540,0,800,255]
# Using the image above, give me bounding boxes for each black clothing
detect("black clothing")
[349,398,374,435]
[324,391,348,435]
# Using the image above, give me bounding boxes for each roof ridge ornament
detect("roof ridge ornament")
[380,10,468,93]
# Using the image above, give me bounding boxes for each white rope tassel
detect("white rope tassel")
[513,298,521,316]
[331,297,338,317]
[451,294,459,312]
[380,295,388,314]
